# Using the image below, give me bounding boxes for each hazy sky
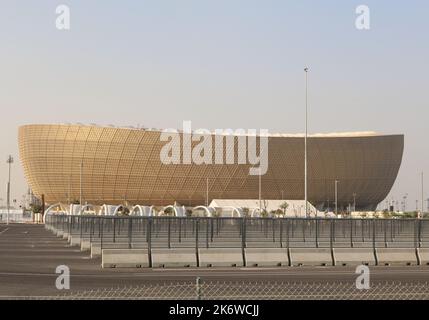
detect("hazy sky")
[1,1,428,210]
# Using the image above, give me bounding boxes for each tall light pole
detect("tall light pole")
[206,178,209,207]
[6,155,13,225]
[403,193,408,212]
[304,67,309,218]
[353,193,357,212]
[421,172,424,217]
[79,160,83,206]
[259,168,262,213]
[335,180,339,216]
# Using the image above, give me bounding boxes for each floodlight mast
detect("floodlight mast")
[6,155,14,225]
[304,67,309,218]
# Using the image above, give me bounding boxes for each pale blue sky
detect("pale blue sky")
[1,1,428,210]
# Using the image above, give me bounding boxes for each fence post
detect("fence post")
[195,219,200,267]
[242,217,246,267]
[178,218,182,243]
[90,217,94,242]
[350,219,354,248]
[68,215,71,238]
[372,219,378,265]
[100,217,104,250]
[418,219,422,248]
[315,219,319,248]
[302,219,306,243]
[148,217,152,268]
[128,218,133,249]
[280,219,283,248]
[206,218,209,249]
[196,277,202,300]
[286,219,290,250]
[272,218,275,243]
[384,219,388,248]
[79,216,83,241]
[330,219,335,266]
[168,218,171,249]
[113,218,116,243]
[210,218,214,242]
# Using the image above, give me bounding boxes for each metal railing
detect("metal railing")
[45,215,429,251]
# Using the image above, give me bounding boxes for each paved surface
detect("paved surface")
[1,223,429,297]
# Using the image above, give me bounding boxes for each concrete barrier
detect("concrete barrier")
[198,248,244,267]
[376,248,418,266]
[151,248,197,268]
[102,249,149,268]
[91,243,102,258]
[69,236,81,247]
[333,248,376,266]
[244,248,289,267]
[56,230,64,237]
[91,243,134,258]
[290,248,333,266]
[62,232,69,240]
[80,239,91,251]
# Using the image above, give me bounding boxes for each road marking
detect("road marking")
[0,228,10,235]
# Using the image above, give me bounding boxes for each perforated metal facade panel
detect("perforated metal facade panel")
[18,124,403,210]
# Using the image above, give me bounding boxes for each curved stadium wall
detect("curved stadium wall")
[18,124,403,210]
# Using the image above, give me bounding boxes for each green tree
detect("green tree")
[279,201,289,216]
[163,207,175,216]
[30,203,43,214]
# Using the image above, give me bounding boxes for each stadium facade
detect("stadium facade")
[18,124,404,211]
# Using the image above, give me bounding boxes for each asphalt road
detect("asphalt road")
[1,223,429,298]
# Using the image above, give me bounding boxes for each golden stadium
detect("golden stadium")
[18,124,403,210]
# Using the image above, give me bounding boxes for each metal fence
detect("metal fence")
[14,279,429,300]
[46,215,429,251]
[0,210,33,223]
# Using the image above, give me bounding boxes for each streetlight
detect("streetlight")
[6,155,13,225]
[304,67,309,218]
[403,193,408,212]
[335,180,339,216]
[421,172,424,217]
[259,168,262,213]
[206,178,209,207]
[353,193,357,212]
[79,160,83,206]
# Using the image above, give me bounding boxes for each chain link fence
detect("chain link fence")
[13,280,429,300]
